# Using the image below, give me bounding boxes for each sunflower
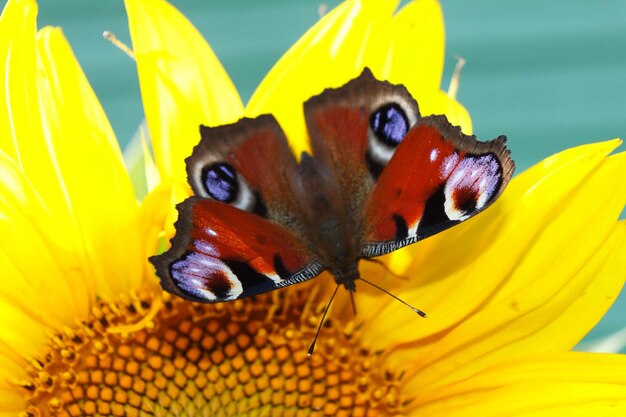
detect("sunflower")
[2,0,626,416]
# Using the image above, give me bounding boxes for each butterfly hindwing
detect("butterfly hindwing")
[360,115,515,257]
[151,197,324,303]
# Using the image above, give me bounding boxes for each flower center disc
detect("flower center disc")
[19,288,405,417]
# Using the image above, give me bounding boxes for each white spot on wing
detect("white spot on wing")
[441,153,459,177]
[265,272,281,283]
[194,239,220,257]
[429,148,439,162]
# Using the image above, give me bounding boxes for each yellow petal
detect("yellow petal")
[386,0,444,95]
[123,122,160,199]
[125,0,244,182]
[0,151,92,379]
[360,140,623,349]
[0,0,72,219]
[140,124,162,192]
[0,0,40,160]
[139,179,190,283]
[0,294,48,399]
[422,89,473,134]
[406,219,626,392]
[385,1,474,133]
[413,352,626,416]
[247,0,464,152]
[36,27,143,298]
[246,0,361,153]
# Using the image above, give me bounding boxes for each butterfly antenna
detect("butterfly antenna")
[359,277,428,318]
[308,284,340,356]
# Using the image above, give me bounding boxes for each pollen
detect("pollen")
[18,287,406,416]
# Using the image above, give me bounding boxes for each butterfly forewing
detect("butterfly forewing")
[151,197,324,303]
[187,115,305,229]
[359,115,514,257]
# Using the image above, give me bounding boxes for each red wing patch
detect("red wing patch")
[303,68,421,215]
[151,198,324,303]
[360,115,514,257]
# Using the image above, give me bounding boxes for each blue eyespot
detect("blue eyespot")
[370,103,409,146]
[202,162,238,203]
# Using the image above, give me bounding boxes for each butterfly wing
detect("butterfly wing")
[152,115,324,302]
[303,68,421,216]
[360,115,515,257]
[153,69,515,301]
[301,68,514,259]
[151,197,324,302]
[186,115,306,231]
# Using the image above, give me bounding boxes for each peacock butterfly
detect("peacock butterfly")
[151,68,515,311]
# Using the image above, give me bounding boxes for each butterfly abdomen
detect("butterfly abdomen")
[329,262,359,292]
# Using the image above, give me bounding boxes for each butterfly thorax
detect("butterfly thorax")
[293,153,360,291]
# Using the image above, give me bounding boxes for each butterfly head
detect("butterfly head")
[328,262,359,292]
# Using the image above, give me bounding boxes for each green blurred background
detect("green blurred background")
[35,0,626,350]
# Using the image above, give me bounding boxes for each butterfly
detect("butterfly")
[150,68,515,308]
